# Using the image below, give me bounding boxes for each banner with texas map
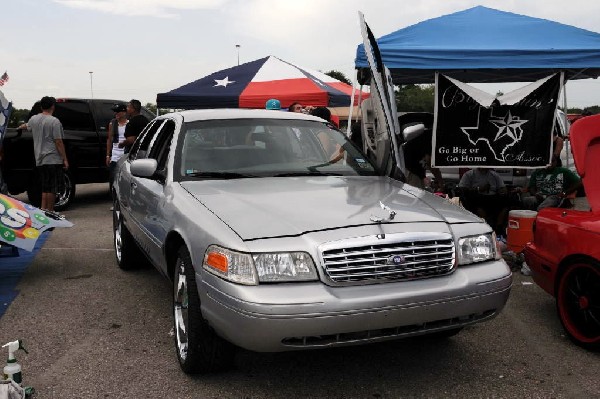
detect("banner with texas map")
[432,73,563,168]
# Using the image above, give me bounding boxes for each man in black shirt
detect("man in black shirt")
[119,99,149,153]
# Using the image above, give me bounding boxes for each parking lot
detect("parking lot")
[0,183,598,399]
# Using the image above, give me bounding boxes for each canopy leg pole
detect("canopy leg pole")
[562,76,571,168]
[346,82,357,137]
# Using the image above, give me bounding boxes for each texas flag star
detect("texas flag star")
[214,76,235,87]
[489,111,528,142]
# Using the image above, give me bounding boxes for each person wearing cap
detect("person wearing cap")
[265,98,281,110]
[119,99,149,153]
[17,96,69,211]
[106,103,129,192]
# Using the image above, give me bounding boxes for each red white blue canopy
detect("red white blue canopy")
[157,56,369,110]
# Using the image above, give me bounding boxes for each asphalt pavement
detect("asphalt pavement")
[0,183,598,399]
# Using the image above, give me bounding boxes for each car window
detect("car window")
[149,119,175,172]
[129,119,163,161]
[53,101,95,131]
[176,118,376,180]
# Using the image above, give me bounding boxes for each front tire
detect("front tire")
[556,260,600,351]
[27,169,75,211]
[55,171,75,211]
[173,246,235,373]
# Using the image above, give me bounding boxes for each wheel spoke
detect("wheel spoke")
[573,274,583,294]
[588,310,600,328]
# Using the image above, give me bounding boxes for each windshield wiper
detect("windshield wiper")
[273,171,343,177]
[186,171,257,179]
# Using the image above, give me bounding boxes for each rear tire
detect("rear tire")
[173,246,235,373]
[112,200,145,270]
[556,260,600,351]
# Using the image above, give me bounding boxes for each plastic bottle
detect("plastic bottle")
[2,340,28,385]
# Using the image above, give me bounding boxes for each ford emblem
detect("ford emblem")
[388,255,406,265]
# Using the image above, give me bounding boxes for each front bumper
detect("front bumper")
[198,259,512,352]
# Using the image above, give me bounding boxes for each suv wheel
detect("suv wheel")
[55,171,75,211]
[27,170,75,211]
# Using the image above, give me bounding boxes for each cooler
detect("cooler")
[506,210,537,253]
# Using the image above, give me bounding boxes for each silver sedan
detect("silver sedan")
[112,109,512,373]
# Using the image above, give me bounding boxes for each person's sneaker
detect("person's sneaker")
[521,263,532,276]
[109,206,114,211]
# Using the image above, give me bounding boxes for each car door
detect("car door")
[128,119,176,269]
[358,12,404,178]
[117,119,163,241]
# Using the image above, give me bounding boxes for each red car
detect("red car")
[524,114,600,351]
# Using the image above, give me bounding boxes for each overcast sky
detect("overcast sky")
[2,0,600,110]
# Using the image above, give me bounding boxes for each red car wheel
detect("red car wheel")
[556,261,600,351]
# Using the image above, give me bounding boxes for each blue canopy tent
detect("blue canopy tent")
[355,6,600,84]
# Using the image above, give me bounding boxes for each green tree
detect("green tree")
[567,106,599,115]
[145,103,157,115]
[324,70,352,85]
[8,108,30,127]
[395,84,435,112]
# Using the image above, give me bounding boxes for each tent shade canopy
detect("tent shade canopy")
[157,56,368,110]
[355,6,600,84]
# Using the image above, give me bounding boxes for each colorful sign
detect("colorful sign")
[0,194,73,252]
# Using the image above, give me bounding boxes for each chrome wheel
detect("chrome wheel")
[113,208,122,264]
[557,261,600,351]
[55,172,74,210]
[112,202,142,270]
[174,258,189,362]
[172,246,235,373]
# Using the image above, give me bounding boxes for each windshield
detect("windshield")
[176,118,377,180]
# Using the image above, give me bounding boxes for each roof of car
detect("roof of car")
[164,108,325,123]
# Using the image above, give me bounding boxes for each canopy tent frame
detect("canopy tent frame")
[355,6,600,85]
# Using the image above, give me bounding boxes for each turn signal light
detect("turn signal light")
[206,252,228,272]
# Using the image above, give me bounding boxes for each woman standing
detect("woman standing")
[106,103,128,192]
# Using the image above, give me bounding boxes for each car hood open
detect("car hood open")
[181,176,479,240]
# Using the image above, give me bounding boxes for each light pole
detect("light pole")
[235,44,240,66]
[89,71,94,99]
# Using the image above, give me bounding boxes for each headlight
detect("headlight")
[253,252,318,282]
[457,233,497,265]
[203,245,318,285]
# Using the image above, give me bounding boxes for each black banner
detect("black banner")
[432,73,562,168]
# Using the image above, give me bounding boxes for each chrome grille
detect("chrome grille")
[320,232,455,284]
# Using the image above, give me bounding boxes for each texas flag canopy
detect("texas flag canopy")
[156,56,369,110]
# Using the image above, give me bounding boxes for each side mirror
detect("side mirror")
[402,123,425,142]
[130,158,158,178]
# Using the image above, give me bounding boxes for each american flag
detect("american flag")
[0,71,9,86]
